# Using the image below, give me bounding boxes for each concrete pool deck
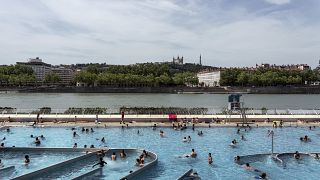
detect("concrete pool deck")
[1,121,320,128]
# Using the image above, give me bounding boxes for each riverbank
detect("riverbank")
[1,85,320,94]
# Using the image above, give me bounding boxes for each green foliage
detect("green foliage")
[74,63,199,87]
[0,65,35,85]
[221,68,320,86]
[120,106,208,115]
[45,73,61,84]
[64,107,107,114]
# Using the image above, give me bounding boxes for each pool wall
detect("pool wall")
[119,148,158,180]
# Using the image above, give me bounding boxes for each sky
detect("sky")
[0,0,319,67]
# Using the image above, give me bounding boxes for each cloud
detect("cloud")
[264,0,291,5]
[0,0,319,67]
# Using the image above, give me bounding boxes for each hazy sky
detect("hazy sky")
[0,0,319,67]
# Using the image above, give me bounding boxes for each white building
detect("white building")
[197,71,221,87]
[17,57,51,82]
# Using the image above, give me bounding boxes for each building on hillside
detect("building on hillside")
[197,70,221,87]
[256,63,311,71]
[51,67,74,85]
[17,57,51,82]
[17,57,74,84]
[173,56,183,65]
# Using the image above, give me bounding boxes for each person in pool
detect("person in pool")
[73,143,77,148]
[294,151,301,159]
[234,156,241,161]
[0,143,4,147]
[254,172,267,179]
[34,137,41,145]
[111,152,117,161]
[142,150,148,157]
[243,163,254,171]
[101,137,105,143]
[190,149,197,158]
[208,153,213,164]
[92,157,107,168]
[24,155,30,165]
[182,137,187,142]
[120,149,126,158]
[73,132,79,137]
[188,136,192,142]
[160,130,164,137]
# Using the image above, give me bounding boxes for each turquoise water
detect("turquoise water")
[1,126,320,179]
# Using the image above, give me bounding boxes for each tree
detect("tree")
[45,73,61,84]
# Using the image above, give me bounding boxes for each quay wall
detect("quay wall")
[1,114,320,122]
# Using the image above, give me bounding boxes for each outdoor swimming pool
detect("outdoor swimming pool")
[1,125,320,179]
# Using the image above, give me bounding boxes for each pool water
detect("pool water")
[0,151,82,179]
[1,126,320,179]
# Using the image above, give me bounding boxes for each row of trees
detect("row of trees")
[0,65,36,86]
[220,68,320,86]
[74,63,199,87]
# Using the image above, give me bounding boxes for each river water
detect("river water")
[0,93,319,111]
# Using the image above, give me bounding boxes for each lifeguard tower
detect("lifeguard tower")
[227,94,248,125]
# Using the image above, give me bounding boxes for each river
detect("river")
[0,93,319,111]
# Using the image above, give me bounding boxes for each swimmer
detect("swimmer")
[90,145,95,148]
[294,151,300,160]
[92,157,107,168]
[6,128,10,132]
[182,137,188,142]
[243,163,254,171]
[101,137,105,143]
[135,158,141,166]
[139,159,144,167]
[73,143,77,148]
[198,131,203,136]
[1,137,5,141]
[190,149,197,158]
[91,128,94,132]
[241,135,246,141]
[234,156,240,161]
[0,143,4,147]
[160,130,164,137]
[237,129,240,134]
[111,152,117,161]
[315,153,319,159]
[34,137,41,145]
[73,132,78,137]
[137,130,140,134]
[84,144,87,148]
[208,153,213,164]
[142,150,148,157]
[82,127,85,132]
[40,135,45,140]
[120,149,126,158]
[24,155,30,165]
[188,136,192,142]
[254,172,267,179]
[30,135,34,138]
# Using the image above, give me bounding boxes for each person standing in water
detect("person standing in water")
[93,157,107,168]
[208,153,213,164]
